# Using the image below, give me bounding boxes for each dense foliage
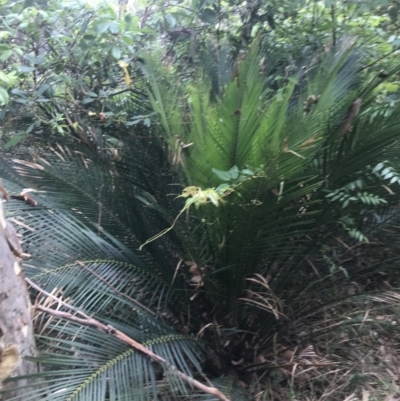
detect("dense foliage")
[2,0,400,400]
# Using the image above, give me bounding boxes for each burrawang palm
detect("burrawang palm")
[2,39,400,400]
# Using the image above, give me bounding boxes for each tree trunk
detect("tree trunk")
[0,195,40,400]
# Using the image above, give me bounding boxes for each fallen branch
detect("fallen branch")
[26,278,230,401]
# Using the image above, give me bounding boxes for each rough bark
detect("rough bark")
[0,196,40,400]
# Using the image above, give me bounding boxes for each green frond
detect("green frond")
[5,322,202,401]
[11,146,143,251]
[3,35,400,401]
[30,259,181,321]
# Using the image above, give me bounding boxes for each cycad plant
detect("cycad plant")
[2,39,400,400]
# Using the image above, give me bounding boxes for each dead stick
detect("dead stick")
[27,280,230,401]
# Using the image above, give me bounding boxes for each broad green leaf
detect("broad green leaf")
[124,14,132,24]
[35,84,50,97]
[81,97,95,104]
[200,8,216,24]
[0,49,12,62]
[26,123,35,133]
[23,54,45,65]
[80,20,88,33]
[4,132,26,149]
[212,168,232,182]
[14,98,28,104]
[96,22,110,34]
[372,162,384,173]
[0,86,9,105]
[108,22,119,34]
[0,71,10,84]
[11,88,28,97]
[216,183,231,193]
[241,169,255,176]
[17,65,36,73]
[112,46,121,60]
[228,165,239,180]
